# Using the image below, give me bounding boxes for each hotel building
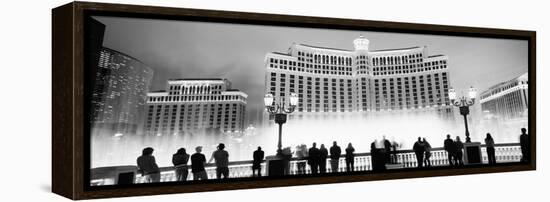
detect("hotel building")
[145,79,248,136]
[264,35,453,119]
[91,47,154,137]
[480,73,528,122]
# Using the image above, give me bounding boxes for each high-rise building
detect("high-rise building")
[145,79,248,136]
[480,73,528,122]
[264,35,453,119]
[91,47,154,137]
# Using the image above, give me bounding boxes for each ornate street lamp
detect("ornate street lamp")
[264,93,298,155]
[448,86,477,143]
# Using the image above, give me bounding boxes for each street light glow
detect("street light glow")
[468,86,477,99]
[448,88,456,100]
[264,93,274,107]
[289,93,298,106]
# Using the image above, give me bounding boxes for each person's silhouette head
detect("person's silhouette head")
[521,128,527,134]
[486,133,492,139]
[447,134,451,139]
[195,146,203,153]
[418,137,422,142]
[142,147,154,156]
[257,146,262,151]
[217,143,225,150]
[333,141,337,146]
[312,142,317,148]
[321,144,325,149]
[422,137,427,142]
[348,143,353,148]
[176,148,186,155]
[456,136,461,141]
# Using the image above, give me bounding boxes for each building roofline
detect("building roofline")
[168,78,226,81]
[297,44,352,52]
[369,46,421,53]
[480,72,528,95]
[102,46,147,65]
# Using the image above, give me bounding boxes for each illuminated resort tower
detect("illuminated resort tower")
[264,35,453,120]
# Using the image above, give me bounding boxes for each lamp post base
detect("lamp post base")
[265,155,288,176]
[463,142,482,164]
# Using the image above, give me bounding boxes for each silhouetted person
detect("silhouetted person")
[191,146,208,180]
[208,143,229,179]
[519,128,530,162]
[308,143,320,174]
[345,143,355,172]
[295,144,308,175]
[370,140,384,171]
[252,147,264,177]
[413,137,425,168]
[319,144,328,174]
[391,138,400,164]
[172,148,190,181]
[423,138,432,167]
[455,136,464,166]
[485,133,496,165]
[329,141,342,173]
[444,134,456,166]
[137,147,160,183]
[383,136,392,163]
[282,147,293,175]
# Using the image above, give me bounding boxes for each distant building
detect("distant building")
[480,73,528,122]
[145,79,248,136]
[91,47,154,137]
[264,35,453,120]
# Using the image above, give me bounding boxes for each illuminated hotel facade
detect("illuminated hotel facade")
[91,47,154,137]
[145,79,248,136]
[264,36,454,119]
[480,73,528,122]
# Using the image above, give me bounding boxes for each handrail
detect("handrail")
[92,142,521,177]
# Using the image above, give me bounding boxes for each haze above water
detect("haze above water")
[91,113,526,168]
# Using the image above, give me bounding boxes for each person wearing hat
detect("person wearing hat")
[191,146,208,180]
[208,143,230,179]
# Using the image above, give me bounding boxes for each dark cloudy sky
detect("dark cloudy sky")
[93,16,528,123]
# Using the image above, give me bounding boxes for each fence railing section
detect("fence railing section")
[91,143,522,186]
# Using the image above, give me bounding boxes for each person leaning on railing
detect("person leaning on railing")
[252,147,264,177]
[329,141,341,173]
[136,147,160,183]
[485,133,496,165]
[172,148,190,181]
[191,146,208,180]
[208,143,230,179]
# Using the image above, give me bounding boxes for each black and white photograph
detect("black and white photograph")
[86,15,531,187]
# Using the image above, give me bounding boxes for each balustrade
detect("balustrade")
[91,143,522,186]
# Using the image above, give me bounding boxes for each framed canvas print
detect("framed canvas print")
[52,1,536,200]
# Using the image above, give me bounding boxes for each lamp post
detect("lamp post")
[264,93,298,155]
[448,86,477,143]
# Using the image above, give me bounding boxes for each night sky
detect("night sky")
[93,16,528,124]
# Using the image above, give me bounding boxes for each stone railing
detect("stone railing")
[90,143,522,186]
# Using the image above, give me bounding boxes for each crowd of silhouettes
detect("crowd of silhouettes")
[135,128,529,182]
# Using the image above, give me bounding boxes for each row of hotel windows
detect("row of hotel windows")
[148,95,246,103]
[372,61,447,76]
[269,58,353,76]
[167,84,224,95]
[268,56,447,77]
[371,53,424,66]
[480,80,528,100]
[297,51,353,66]
[294,51,425,67]
[481,89,528,119]
[146,104,245,133]
[267,72,449,111]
